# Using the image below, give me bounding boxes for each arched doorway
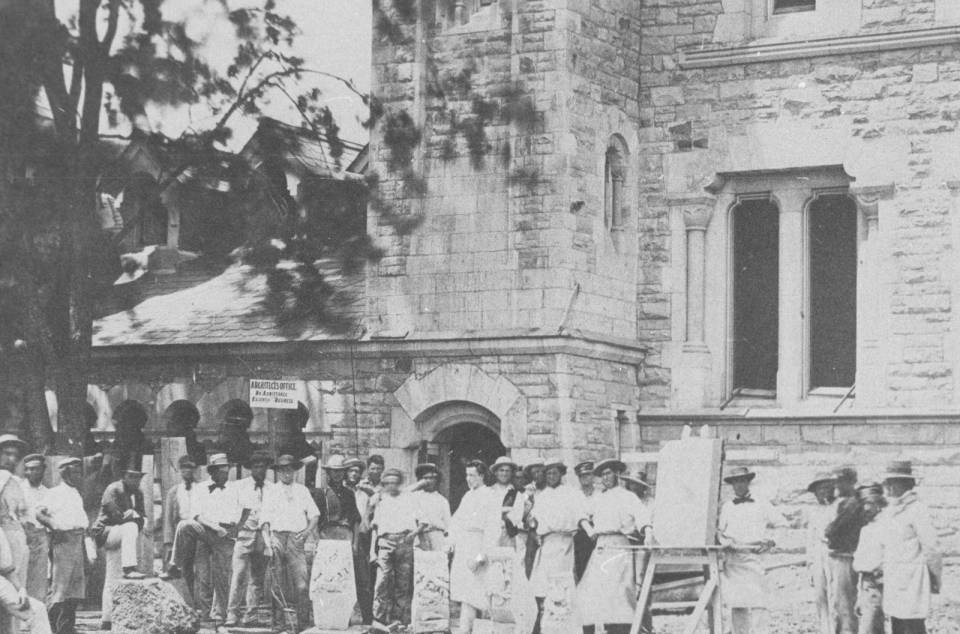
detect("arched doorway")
[421,422,506,512]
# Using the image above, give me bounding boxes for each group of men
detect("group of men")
[720,459,941,634]
[804,461,941,634]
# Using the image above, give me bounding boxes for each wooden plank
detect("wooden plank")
[411,549,450,633]
[652,439,722,548]
[309,539,356,630]
[681,576,717,634]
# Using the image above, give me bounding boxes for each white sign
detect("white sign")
[249,379,299,409]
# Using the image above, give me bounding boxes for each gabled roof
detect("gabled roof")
[93,263,362,347]
[240,117,367,179]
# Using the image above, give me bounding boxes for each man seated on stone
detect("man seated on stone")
[161,455,204,601]
[93,468,147,630]
[45,458,88,634]
[225,451,275,628]
[262,454,319,629]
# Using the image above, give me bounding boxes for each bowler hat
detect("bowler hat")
[177,455,196,469]
[415,463,439,479]
[574,461,594,476]
[807,472,836,493]
[882,460,917,483]
[249,451,273,467]
[723,466,756,484]
[206,453,234,473]
[275,454,301,470]
[322,454,349,471]
[594,458,626,475]
[491,456,518,471]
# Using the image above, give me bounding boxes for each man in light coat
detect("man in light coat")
[879,461,940,634]
[161,455,204,602]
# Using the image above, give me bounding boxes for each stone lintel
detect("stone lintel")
[680,25,960,69]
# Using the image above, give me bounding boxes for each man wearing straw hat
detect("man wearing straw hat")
[879,461,941,634]
[717,465,786,634]
[225,450,275,628]
[577,458,651,634]
[193,453,239,628]
[527,458,584,634]
[805,472,837,634]
[263,454,320,630]
[315,455,361,542]
[45,457,87,634]
[20,454,52,604]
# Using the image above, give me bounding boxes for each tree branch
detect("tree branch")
[100,0,121,54]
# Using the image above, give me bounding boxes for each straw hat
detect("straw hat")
[807,472,835,493]
[594,458,626,475]
[723,466,756,484]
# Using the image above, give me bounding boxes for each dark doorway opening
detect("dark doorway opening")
[425,422,506,512]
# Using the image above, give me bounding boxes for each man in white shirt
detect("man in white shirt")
[161,455,205,602]
[717,466,788,634]
[410,463,451,551]
[225,451,275,628]
[263,455,319,629]
[45,458,88,634]
[194,453,239,628]
[372,468,417,630]
[20,454,51,604]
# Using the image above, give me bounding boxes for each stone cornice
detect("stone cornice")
[90,330,649,366]
[637,410,960,424]
[679,25,960,69]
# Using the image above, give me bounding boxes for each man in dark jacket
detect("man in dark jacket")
[825,466,865,634]
[314,455,361,542]
[94,468,146,629]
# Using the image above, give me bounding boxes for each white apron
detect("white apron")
[450,527,486,609]
[722,550,766,608]
[577,534,638,625]
[529,533,574,598]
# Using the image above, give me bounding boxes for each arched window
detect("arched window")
[604,135,628,231]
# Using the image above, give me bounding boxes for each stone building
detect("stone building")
[88,0,960,542]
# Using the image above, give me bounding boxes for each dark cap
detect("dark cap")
[415,463,439,479]
[249,451,273,467]
[177,455,196,469]
[574,461,594,476]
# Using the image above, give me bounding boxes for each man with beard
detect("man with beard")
[45,458,88,634]
[20,454,52,603]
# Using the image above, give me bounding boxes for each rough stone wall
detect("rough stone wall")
[367,0,642,339]
[89,346,638,462]
[638,0,960,409]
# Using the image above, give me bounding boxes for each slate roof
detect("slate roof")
[93,264,361,346]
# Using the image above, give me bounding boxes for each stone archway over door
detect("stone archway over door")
[421,419,506,512]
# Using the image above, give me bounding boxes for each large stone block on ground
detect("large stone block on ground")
[111,578,199,634]
[310,539,356,630]
[412,549,449,633]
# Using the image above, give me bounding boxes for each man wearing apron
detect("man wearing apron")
[717,466,787,634]
[45,458,88,634]
[20,454,52,604]
[410,463,450,551]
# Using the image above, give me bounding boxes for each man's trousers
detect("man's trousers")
[23,525,48,604]
[171,520,204,601]
[101,522,141,624]
[195,527,235,624]
[271,532,309,629]
[827,553,858,634]
[373,533,414,626]
[226,529,270,626]
[856,575,883,634]
[355,530,374,625]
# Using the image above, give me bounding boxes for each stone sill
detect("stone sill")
[636,410,960,424]
[679,25,960,69]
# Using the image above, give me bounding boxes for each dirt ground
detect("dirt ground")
[655,560,960,633]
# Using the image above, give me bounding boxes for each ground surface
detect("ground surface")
[71,561,960,633]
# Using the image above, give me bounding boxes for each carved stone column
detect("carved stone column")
[683,202,714,350]
[851,183,894,408]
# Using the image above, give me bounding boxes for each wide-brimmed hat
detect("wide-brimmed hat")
[621,470,652,488]
[0,435,27,453]
[249,451,273,467]
[322,454,349,471]
[594,458,626,475]
[574,461,594,476]
[543,458,567,475]
[723,466,756,484]
[57,457,81,471]
[415,463,439,479]
[522,458,545,475]
[491,456,518,471]
[275,454,301,470]
[177,455,196,469]
[807,472,836,493]
[22,454,44,467]
[123,468,145,477]
[882,460,917,483]
[381,468,404,484]
[206,453,234,472]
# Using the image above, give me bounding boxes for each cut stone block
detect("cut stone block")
[412,549,450,633]
[309,539,356,630]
